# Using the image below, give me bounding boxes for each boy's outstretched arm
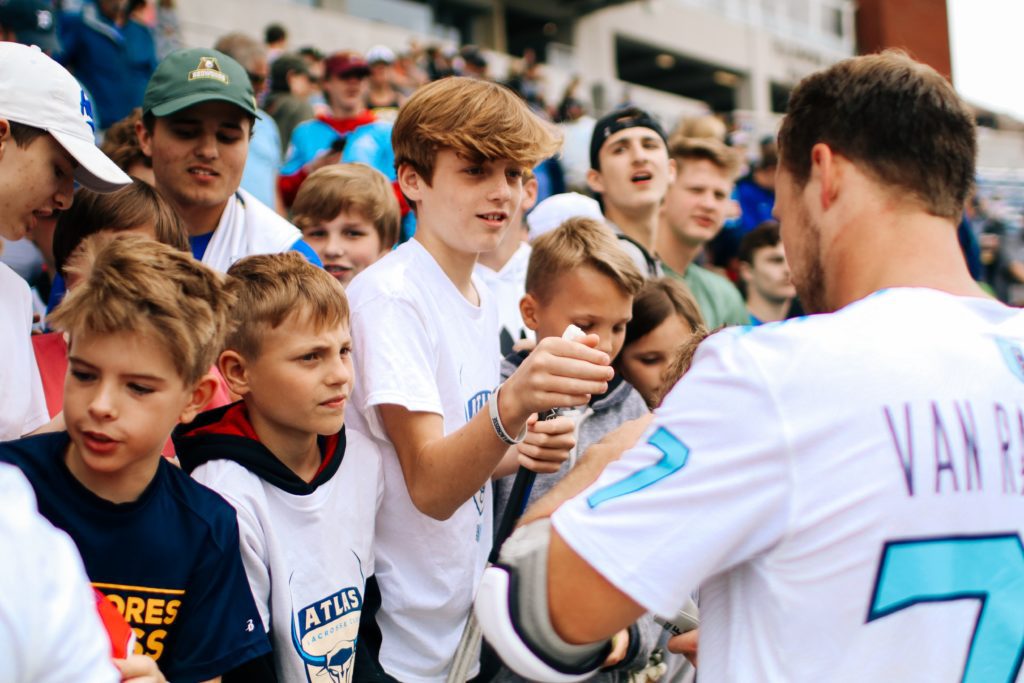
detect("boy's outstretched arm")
[378,335,613,520]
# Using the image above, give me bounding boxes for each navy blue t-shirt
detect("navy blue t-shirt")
[0,432,270,682]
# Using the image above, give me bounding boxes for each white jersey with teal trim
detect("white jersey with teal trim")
[552,288,1024,683]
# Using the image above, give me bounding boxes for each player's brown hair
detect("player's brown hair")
[667,135,741,179]
[292,163,401,250]
[48,234,234,386]
[525,217,645,304]
[225,252,349,359]
[392,76,561,186]
[778,50,975,219]
[53,179,189,277]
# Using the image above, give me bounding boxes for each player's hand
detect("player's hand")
[601,628,630,668]
[517,414,575,473]
[115,654,167,683]
[667,628,698,667]
[502,334,612,424]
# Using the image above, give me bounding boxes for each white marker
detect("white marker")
[562,324,585,341]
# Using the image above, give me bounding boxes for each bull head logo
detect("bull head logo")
[291,615,355,683]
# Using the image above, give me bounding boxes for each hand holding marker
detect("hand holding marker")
[447,324,587,682]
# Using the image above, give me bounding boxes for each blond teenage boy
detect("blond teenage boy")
[346,76,615,682]
[0,236,270,683]
[656,136,747,327]
[176,252,385,683]
[293,163,401,286]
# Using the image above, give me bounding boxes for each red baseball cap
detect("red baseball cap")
[324,52,370,79]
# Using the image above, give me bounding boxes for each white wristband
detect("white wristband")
[489,383,526,445]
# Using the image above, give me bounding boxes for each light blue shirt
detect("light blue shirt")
[240,108,282,209]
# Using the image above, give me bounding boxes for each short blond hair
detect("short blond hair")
[292,163,401,249]
[526,217,645,303]
[48,234,234,386]
[392,77,562,185]
[668,135,741,180]
[225,252,349,359]
[672,115,728,142]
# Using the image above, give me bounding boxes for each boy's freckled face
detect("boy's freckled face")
[0,132,75,242]
[410,148,524,258]
[617,314,694,406]
[241,315,353,440]
[528,266,633,361]
[63,329,195,486]
[301,210,384,286]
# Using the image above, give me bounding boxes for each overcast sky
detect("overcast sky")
[948,0,1024,120]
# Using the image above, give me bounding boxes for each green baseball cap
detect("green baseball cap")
[143,48,259,118]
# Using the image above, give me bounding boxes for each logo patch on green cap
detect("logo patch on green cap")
[189,57,229,84]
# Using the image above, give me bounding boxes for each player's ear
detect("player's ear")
[586,168,605,195]
[519,293,541,332]
[218,350,252,397]
[810,143,839,210]
[179,373,217,424]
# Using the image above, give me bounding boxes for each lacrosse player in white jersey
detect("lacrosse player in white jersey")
[474,50,1024,683]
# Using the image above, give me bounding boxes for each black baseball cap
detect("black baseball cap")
[0,0,59,54]
[589,106,667,170]
[270,53,311,93]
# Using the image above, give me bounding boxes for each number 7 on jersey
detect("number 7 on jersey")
[867,534,1024,683]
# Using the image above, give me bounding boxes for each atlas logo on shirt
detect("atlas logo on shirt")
[291,586,363,683]
[465,389,490,422]
[465,390,491,516]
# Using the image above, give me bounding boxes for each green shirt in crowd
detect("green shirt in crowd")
[663,261,749,329]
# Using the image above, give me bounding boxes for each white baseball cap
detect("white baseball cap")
[0,43,131,193]
[526,192,604,241]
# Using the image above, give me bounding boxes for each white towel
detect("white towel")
[201,189,303,272]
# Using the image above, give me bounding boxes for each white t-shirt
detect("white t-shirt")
[0,263,48,441]
[554,288,1024,683]
[348,239,499,683]
[0,463,118,683]
[189,427,384,683]
[474,241,534,356]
